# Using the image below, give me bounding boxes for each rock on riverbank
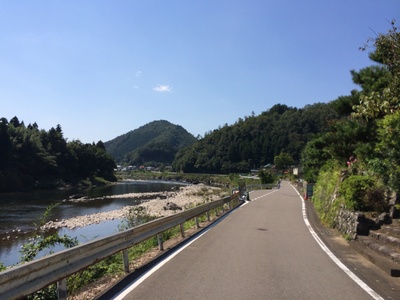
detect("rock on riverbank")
[41,184,225,230]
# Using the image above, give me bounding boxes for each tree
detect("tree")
[258,169,274,184]
[353,21,400,120]
[376,111,400,192]
[0,118,117,192]
[329,91,360,117]
[301,135,331,183]
[10,116,21,127]
[323,118,373,162]
[274,152,294,173]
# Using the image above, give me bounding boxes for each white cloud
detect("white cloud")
[153,84,172,92]
[135,71,142,77]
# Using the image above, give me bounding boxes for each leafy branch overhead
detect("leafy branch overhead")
[353,20,400,120]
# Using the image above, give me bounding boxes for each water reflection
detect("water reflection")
[0,180,183,267]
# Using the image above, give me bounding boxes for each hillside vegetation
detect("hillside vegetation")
[305,22,400,222]
[104,120,197,167]
[172,103,338,174]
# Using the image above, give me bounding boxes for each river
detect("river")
[0,180,182,267]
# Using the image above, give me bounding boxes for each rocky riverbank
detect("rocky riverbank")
[41,184,225,231]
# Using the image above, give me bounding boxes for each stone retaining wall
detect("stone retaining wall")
[335,204,392,239]
[334,205,360,239]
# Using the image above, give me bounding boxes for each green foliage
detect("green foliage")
[258,169,274,184]
[351,65,390,95]
[312,161,342,226]
[20,204,79,264]
[119,206,157,231]
[20,234,79,263]
[376,111,400,192]
[104,120,197,166]
[34,203,59,229]
[324,119,375,162]
[27,285,57,300]
[67,254,124,295]
[353,21,400,120]
[339,175,375,211]
[0,117,116,192]
[173,103,338,173]
[301,22,400,232]
[301,135,331,183]
[329,91,360,117]
[274,152,294,172]
[20,204,79,300]
[338,175,387,212]
[229,173,240,182]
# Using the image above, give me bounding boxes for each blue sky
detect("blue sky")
[1,1,399,143]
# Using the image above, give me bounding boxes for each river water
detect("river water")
[0,180,181,267]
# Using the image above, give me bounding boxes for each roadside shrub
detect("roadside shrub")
[339,175,375,211]
[119,206,156,230]
[312,160,342,226]
[258,169,275,184]
[364,186,387,213]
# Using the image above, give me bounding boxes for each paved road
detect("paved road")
[109,181,381,300]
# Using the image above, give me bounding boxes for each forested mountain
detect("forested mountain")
[0,117,116,192]
[104,120,197,166]
[172,103,339,174]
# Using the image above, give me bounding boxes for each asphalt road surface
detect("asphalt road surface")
[107,181,385,300]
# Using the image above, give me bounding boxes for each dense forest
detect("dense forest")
[172,103,339,174]
[104,120,197,167]
[0,118,116,192]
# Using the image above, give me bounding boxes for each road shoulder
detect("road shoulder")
[305,200,400,299]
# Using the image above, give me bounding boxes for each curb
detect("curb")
[350,237,400,277]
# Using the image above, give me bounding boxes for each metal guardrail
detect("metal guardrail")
[0,194,240,300]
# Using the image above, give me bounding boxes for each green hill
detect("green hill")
[104,120,197,166]
[172,103,339,174]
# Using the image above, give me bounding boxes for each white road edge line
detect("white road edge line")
[112,203,239,299]
[248,189,279,202]
[290,184,384,300]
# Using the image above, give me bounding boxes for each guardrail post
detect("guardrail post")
[215,208,218,216]
[157,234,164,251]
[195,217,200,228]
[122,250,129,273]
[180,223,185,237]
[206,211,210,221]
[228,201,232,210]
[57,278,67,300]
[220,205,224,214]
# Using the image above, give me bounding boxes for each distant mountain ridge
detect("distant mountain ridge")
[104,120,197,166]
